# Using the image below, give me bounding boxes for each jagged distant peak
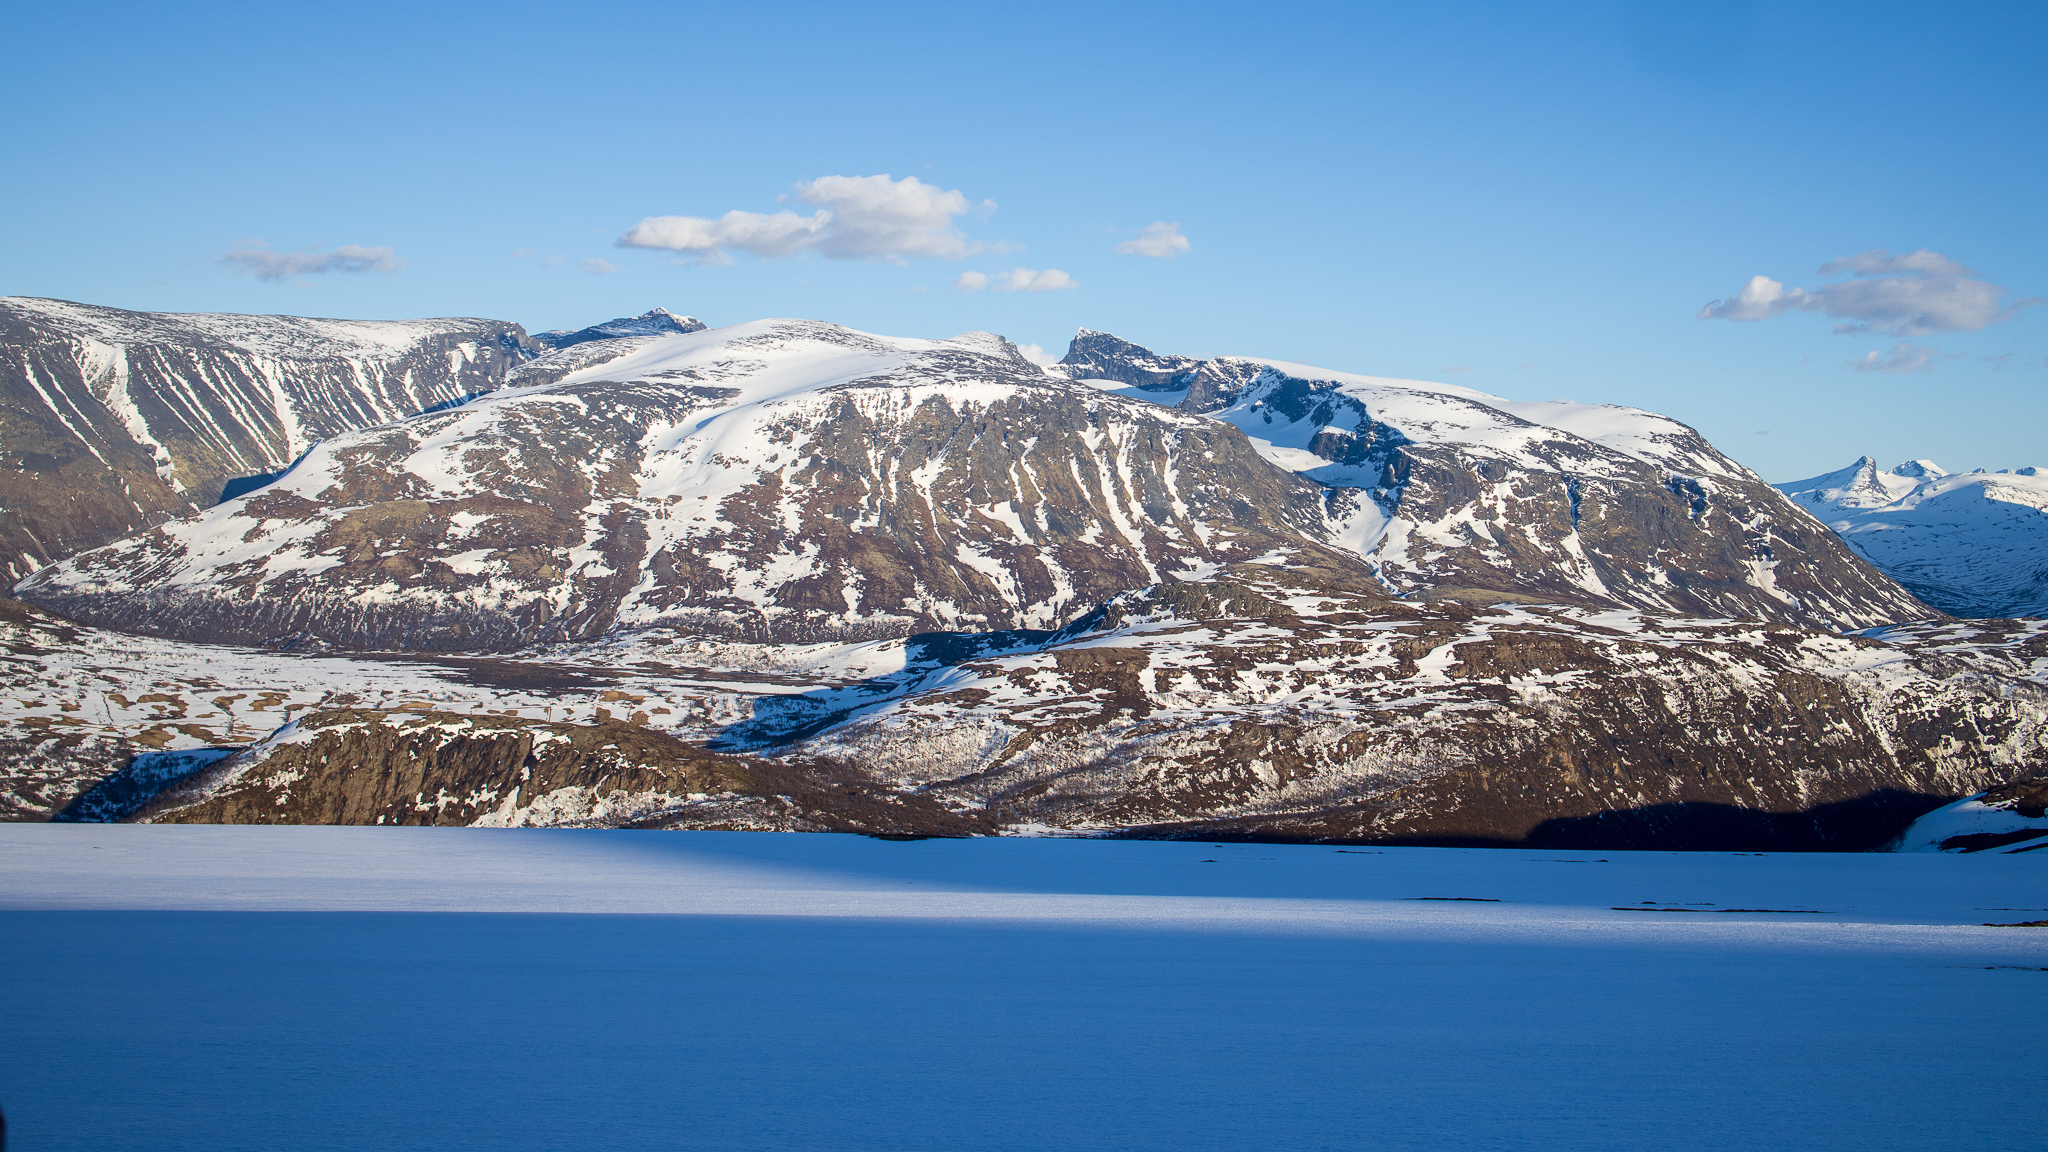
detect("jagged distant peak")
[1058,329,1203,390]
[533,307,707,351]
[1777,455,2048,617]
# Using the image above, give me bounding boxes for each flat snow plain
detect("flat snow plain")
[2,826,2043,1152]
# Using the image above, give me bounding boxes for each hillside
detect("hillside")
[0,297,534,579]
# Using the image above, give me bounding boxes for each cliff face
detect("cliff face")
[0,297,536,579]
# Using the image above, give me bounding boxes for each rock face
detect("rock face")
[1778,456,2048,618]
[0,297,536,579]
[1059,328,1203,390]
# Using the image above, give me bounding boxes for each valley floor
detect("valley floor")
[1,826,2043,1151]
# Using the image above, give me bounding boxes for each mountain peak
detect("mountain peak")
[533,307,706,351]
[1058,329,1202,389]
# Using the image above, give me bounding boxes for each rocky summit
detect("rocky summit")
[5,307,2045,849]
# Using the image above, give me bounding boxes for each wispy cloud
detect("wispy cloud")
[1847,341,1955,374]
[954,267,1076,293]
[221,243,404,281]
[1699,249,2036,336]
[580,258,622,275]
[1438,363,1472,376]
[1114,221,1190,258]
[619,175,998,266]
[1818,249,1973,277]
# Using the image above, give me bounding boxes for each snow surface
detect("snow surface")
[1,825,2043,1152]
[1896,793,2048,853]
[1778,457,2048,616]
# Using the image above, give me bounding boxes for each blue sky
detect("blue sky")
[3,0,2042,481]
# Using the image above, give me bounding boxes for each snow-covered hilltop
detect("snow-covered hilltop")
[0,297,535,580]
[1778,456,2048,617]
[16,319,1926,650]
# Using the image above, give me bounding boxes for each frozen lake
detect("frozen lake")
[2,825,2044,1151]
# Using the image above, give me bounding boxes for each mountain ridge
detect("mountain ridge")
[1778,456,2048,617]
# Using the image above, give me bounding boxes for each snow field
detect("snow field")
[0,825,2042,1152]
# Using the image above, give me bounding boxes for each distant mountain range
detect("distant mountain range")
[1777,456,2048,618]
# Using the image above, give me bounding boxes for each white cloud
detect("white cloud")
[1438,363,1472,376]
[618,174,996,265]
[1819,248,1973,277]
[1697,274,1796,322]
[994,268,1075,292]
[580,258,622,275]
[1847,341,1951,374]
[221,243,404,280]
[1699,249,2036,336]
[1016,343,1061,368]
[953,270,990,293]
[1114,221,1190,258]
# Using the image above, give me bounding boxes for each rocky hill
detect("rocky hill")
[9,581,2045,848]
[1778,456,2048,618]
[0,297,536,580]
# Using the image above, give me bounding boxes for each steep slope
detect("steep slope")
[1778,457,2048,617]
[0,297,535,579]
[1060,335,1929,628]
[18,320,1365,650]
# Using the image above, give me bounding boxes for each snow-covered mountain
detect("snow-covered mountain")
[16,320,1361,648]
[16,319,1929,651]
[1056,332,1927,627]
[0,297,535,580]
[1777,456,2048,617]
